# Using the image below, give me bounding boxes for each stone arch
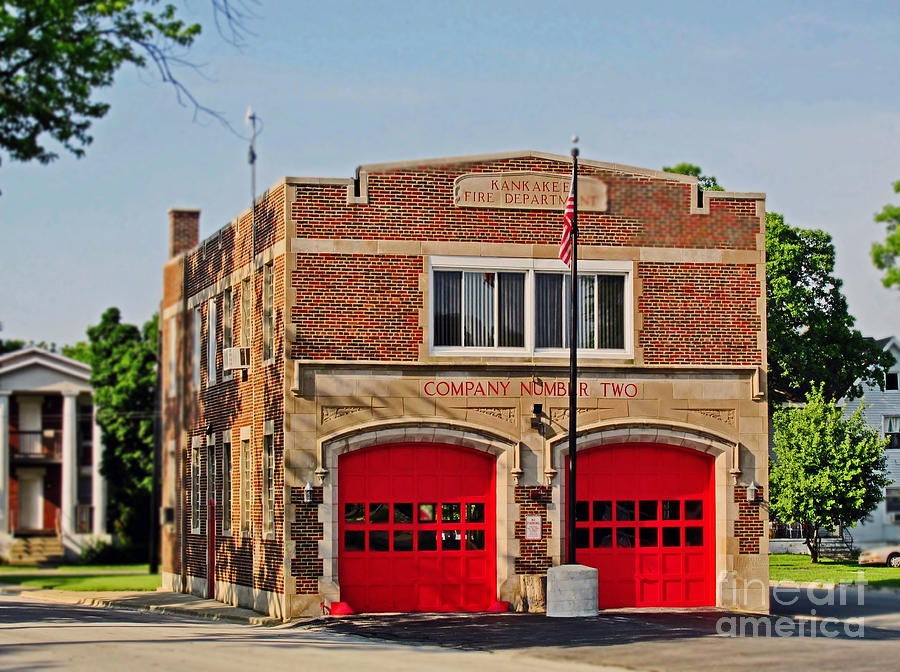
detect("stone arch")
[315,418,518,605]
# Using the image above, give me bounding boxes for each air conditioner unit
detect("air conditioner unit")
[223,347,250,371]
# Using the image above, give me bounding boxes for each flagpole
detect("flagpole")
[567,143,579,565]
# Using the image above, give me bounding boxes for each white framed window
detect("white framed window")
[191,437,202,533]
[240,437,251,535]
[168,317,176,398]
[262,430,275,537]
[241,278,251,348]
[207,434,216,519]
[221,432,232,533]
[192,307,202,391]
[887,372,899,391]
[263,262,274,361]
[885,417,900,450]
[887,487,900,518]
[223,288,233,381]
[429,256,633,358]
[207,298,217,386]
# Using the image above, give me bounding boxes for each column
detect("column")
[61,392,78,539]
[91,403,106,536]
[0,392,10,535]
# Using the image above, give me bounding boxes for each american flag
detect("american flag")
[558,166,575,265]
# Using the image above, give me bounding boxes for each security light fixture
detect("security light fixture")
[303,481,314,503]
[746,481,760,502]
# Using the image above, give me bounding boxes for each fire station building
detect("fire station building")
[160,150,769,619]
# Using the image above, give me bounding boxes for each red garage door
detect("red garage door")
[569,443,714,608]
[339,442,496,613]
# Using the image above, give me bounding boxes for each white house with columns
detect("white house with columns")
[0,348,107,560]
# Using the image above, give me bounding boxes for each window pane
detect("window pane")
[464,272,495,347]
[598,274,625,349]
[394,503,413,524]
[593,527,613,548]
[616,501,635,521]
[441,530,461,550]
[575,527,590,548]
[344,503,365,523]
[662,527,680,547]
[639,527,658,547]
[685,527,703,547]
[344,530,365,551]
[535,274,564,348]
[434,271,461,346]
[684,500,703,520]
[418,530,438,551]
[466,503,485,523]
[616,527,636,548]
[578,275,595,349]
[593,501,613,521]
[575,500,590,522]
[442,503,461,523]
[369,503,389,524]
[662,501,681,521]
[498,273,525,347]
[393,530,413,551]
[369,530,389,551]
[418,503,436,522]
[639,500,658,521]
[466,529,485,550]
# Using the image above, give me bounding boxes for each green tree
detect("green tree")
[0,1,250,169]
[84,307,157,551]
[871,179,900,288]
[769,386,889,562]
[62,340,91,365]
[662,162,724,191]
[766,212,892,405]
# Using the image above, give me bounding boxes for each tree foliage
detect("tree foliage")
[769,386,888,562]
[84,307,157,549]
[662,162,724,191]
[871,179,900,288]
[0,1,253,170]
[766,212,892,405]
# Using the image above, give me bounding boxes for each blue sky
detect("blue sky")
[2,1,900,347]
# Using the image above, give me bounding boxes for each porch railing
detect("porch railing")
[9,430,61,460]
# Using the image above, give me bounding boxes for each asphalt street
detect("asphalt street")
[2,588,900,671]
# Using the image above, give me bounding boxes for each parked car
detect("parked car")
[859,545,900,567]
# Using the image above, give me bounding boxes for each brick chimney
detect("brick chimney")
[168,208,200,258]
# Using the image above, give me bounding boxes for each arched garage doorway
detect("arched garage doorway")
[338,442,497,613]
[566,442,716,608]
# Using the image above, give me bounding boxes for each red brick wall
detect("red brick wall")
[289,485,323,594]
[514,486,553,574]
[169,210,199,258]
[638,263,763,365]
[291,254,422,360]
[734,484,766,554]
[163,185,287,597]
[292,158,759,249]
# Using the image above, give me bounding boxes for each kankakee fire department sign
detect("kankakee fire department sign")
[454,171,608,211]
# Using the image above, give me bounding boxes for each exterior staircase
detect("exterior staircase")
[818,527,858,561]
[7,536,65,566]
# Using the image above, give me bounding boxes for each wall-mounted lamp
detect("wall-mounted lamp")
[205,422,214,436]
[303,481,314,503]
[746,481,760,503]
[531,403,543,431]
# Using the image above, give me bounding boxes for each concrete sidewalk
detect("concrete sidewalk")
[0,583,285,626]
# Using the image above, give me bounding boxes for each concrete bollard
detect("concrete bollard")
[546,564,599,617]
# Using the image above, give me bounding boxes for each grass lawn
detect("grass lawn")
[0,564,149,573]
[770,554,900,589]
[0,563,159,591]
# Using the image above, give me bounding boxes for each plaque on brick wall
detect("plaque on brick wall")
[525,515,542,541]
[454,171,607,212]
